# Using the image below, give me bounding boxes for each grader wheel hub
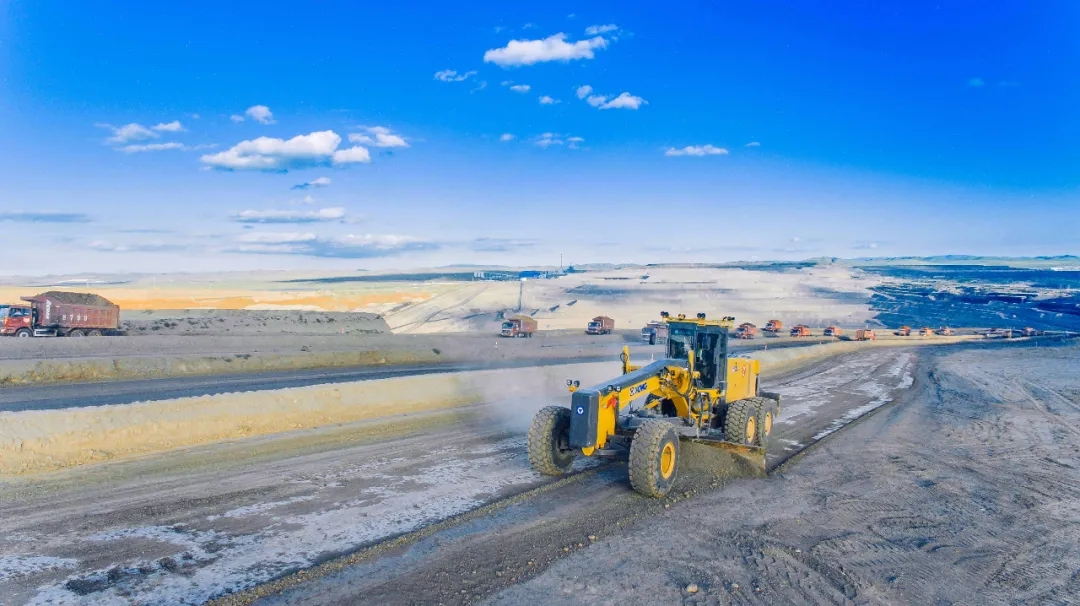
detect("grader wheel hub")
[660,442,676,479]
[745,416,756,443]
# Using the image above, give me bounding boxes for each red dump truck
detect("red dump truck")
[500,315,537,338]
[0,291,121,337]
[641,320,669,345]
[735,322,757,339]
[586,316,615,335]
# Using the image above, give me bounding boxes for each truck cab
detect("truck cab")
[0,305,33,337]
[641,321,669,345]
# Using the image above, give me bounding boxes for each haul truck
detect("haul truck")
[586,316,615,335]
[0,291,120,337]
[500,315,537,338]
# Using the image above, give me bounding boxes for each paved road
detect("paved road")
[0,340,815,412]
[0,347,917,605]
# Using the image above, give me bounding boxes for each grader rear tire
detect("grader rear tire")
[753,397,779,446]
[628,420,680,498]
[724,399,757,446]
[527,406,574,476]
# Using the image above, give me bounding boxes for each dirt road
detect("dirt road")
[486,340,1080,606]
[0,346,917,605]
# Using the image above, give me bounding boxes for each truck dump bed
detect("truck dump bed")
[21,291,120,330]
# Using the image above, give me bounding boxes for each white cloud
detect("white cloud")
[200,130,369,171]
[471,80,488,93]
[434,69,477,82]
[245,105,275,124]
[230,207,346,224]
[299,194,316,204]
[291,176,332,190]
[100,123,157,144]
[348,125,409,148]
[539,95,559,105]
[331,146,372,164]
[585,94,608,107]
[523,23,537,29]
[535,133,583,149]
[576,86,647,110]
[120,142,187,153]
[584,24,618,35]
[483,33,609,67]
[599,92,647,110]
[236,232,317,244]
[231,232,438,258]
[536,133,562,148]
[967,77,985,87]
[230,115,245,123]
[152,120,184,132]
[88,239,191,253]
[509,84,531,93]
[746,141,761,147]
[664,145,729,157]
[500,133,515,142]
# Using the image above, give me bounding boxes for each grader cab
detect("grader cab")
[528,312,782,498]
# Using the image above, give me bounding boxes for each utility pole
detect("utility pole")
[518,278,526,312]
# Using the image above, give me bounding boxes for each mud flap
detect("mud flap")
[677,439,767,479]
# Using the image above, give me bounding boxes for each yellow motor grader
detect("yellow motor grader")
[527,312,782,498]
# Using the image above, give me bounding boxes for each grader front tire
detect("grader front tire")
[628,420,680,498]
[724,399,758,446]
[527,406,574,476]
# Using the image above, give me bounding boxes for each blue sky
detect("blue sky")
[1,1,1077,274]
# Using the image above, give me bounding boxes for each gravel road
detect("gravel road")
[0,346,918,604]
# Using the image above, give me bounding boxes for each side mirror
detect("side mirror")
[567,379,573,386]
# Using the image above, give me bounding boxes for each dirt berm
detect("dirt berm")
[0,338,975,477]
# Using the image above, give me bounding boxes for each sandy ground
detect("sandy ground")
[0,332,647,386]
[118,310,392,337]
[0,264,886,337]
[481,340,1080,606]
[0,345,920,604]
[379,265,881,334]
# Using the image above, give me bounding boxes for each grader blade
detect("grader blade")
[678,438,767,479]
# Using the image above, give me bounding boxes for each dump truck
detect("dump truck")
[586,316,615,335]
[823,326,842,337]
[895,326,911,336]
[919,326,934,336]
[1021,327,1039,337]
[735,322,757,339]
[936,326,953,336]
[1,291,120,337]
[763,319,783,333]
[529,312,781,498]
[500,315,537,338]
[790,324,812,337]
[855,329,876,341]
[641,320,669,345]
